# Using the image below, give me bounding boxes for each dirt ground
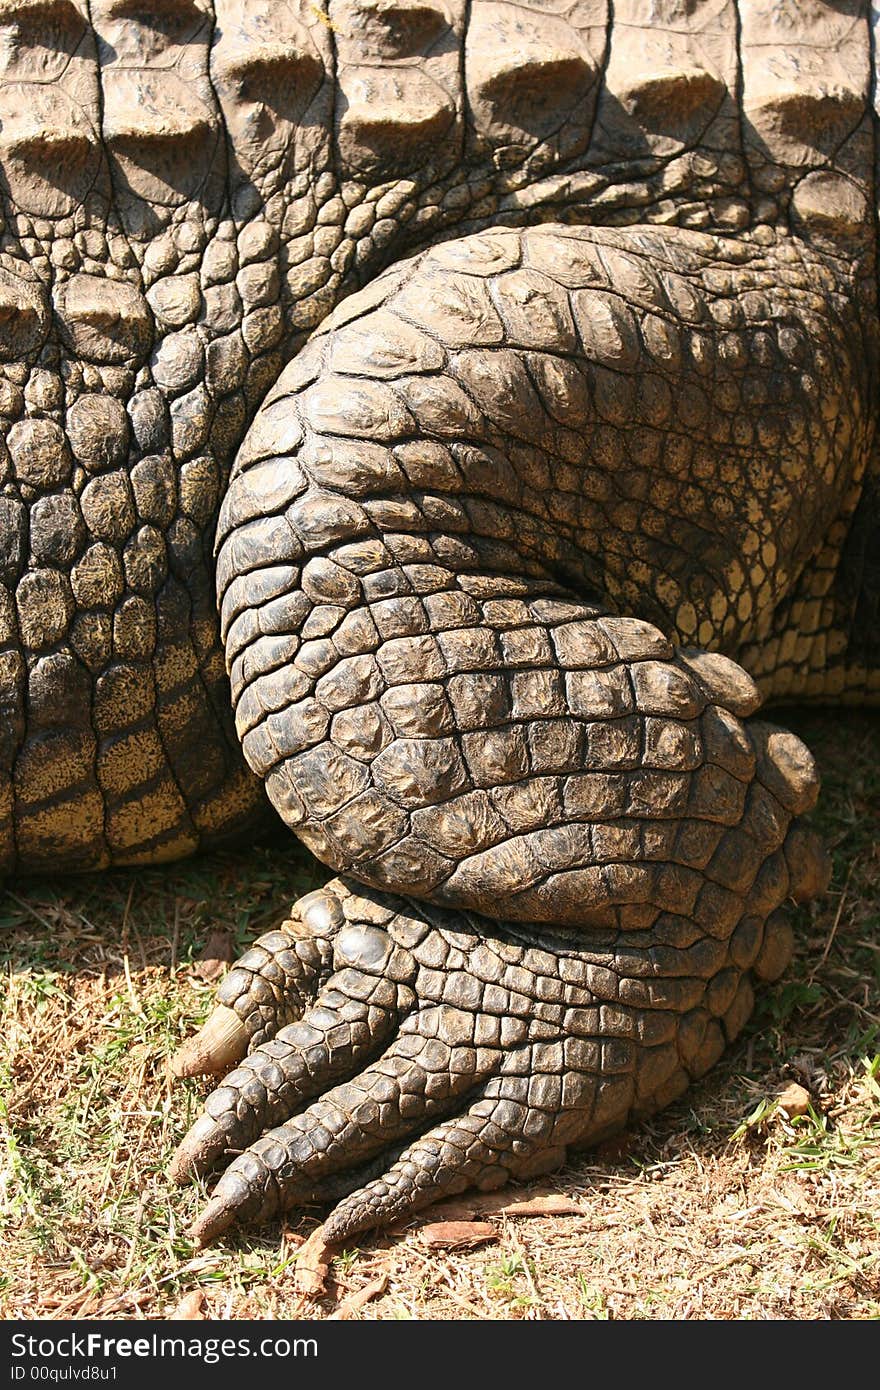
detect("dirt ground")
[2,709,878,1321]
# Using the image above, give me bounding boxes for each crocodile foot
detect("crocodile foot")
[172,792,827,1246]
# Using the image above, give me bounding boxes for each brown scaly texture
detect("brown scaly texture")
[0,0,876,1238]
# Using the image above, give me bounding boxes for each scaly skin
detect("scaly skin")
[0,1,876,1237]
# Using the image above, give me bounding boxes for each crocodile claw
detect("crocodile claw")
[173,774,827,1244]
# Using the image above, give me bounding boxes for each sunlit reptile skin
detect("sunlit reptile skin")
[1,0,876,1240]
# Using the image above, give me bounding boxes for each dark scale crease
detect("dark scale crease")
[0,0,876,1237]
[459,0,474,170]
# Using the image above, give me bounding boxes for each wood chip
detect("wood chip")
[771,1180,816,1218]
[194,930,234,982]
[419,1221,498,1250]
[294,1226,334,1298]
[424,1187,584,1223]
[487,1193,584,1217]
[172,1290,207,1319]
[331,1274,388,1319]
[777,1082,812,1118]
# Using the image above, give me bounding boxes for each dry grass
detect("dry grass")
[2,709,878,1321]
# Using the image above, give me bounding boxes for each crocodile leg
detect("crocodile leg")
[178,812,824,1244]
[172,222,857,1237]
